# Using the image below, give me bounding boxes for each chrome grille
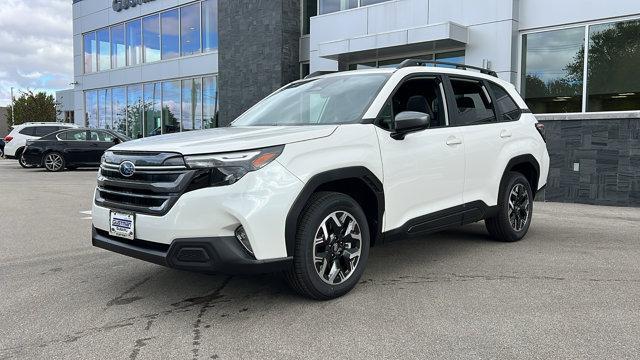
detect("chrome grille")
[95,152,202,216]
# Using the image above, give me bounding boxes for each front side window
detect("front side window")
[232,74,390,126]
[522,27,584,113]
[587,19,640,112]
[449,78,496,126]
[126,20,142,66]
[181,4,201,56]
[488,82,521,122]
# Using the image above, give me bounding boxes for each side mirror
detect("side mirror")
[391,111,430,140]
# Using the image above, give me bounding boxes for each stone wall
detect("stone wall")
[218,0,300,126]
[539,116,640,207]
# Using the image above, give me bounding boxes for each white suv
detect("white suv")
[92,61,549,300]
[3,122,78,166]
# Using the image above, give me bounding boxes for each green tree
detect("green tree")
[7,91,58,126]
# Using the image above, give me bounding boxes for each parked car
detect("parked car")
[0,139,4,158]
[3,122,79,167]
[92,60,550,300]
[22,128,129,172]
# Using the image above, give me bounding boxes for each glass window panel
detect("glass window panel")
[66,130,88,141]
[302,0,317,35]
[488,82,522,122]
[112,87,127,135]
[181,4,201,56]
[361,0,391,6]
[126,20,142,66]
[587,19,640,112]
[202,0,218,52]
[161,9,180,60]
[111,24,126,69]
[319,0,358,14]
[85,91,98,128]
[142,15,161,63]
[143,83,162,137]
[436,50,465,67]
[162,80,181,134]
[181,78,202,131]
[522,27,584,113]
[98,89,112,129]
[203,76,218,129]
[97,28,111,71]
[83,32,96,73]
[449,78,497,126]
[127,84,143,139]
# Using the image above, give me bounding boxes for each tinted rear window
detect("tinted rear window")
[19,127,36,136]
[34,126,61,136]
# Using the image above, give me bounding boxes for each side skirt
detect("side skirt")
[382,201,499,242]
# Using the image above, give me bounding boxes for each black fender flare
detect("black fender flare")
[499,154,541,195]
[285,166,384,257]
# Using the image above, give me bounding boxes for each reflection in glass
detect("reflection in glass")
[126,20,142,66]
[127,85,143,139]
[162,81,181,134]
[98,89,112,129]
[142,15,161,63]
[587,19,640,112]
[97,28,111,71]
[161,9,180,60]
[143,83,162,136]
[85,91,98,128]
[522,27,584,113]
[203,76,218,129]
[83,32,96,73]
[436,50,466,67]
[319,0,358,14]
[111,24,126,69]
[202,0,218,52]
[361,0,391,5]
[112,87,127,135]
[181,78,202,131]
[181,4,201,56]
[302,0,317,35]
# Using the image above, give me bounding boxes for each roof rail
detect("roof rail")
[304,71,338,79]
[397,59,498,77]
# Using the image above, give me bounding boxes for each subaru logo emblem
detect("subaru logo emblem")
[119,161,135,177]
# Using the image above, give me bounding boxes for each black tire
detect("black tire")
[486,172,534,242]
[17,149,33,168]
[285,192,370,300]
[42,152,66,172]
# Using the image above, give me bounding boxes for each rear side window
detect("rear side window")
[64,130,88,141]
[449,78,497,126]
[488,82,522,122]
[34,126,61,137]
[19,127,36,136]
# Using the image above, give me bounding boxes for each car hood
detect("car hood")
[110,125,338,155]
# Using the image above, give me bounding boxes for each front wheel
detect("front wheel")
[43,152,66,172]
[485,172,533,242]
[285,192,370,300]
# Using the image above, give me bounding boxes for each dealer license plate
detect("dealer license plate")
[109,211,135,240]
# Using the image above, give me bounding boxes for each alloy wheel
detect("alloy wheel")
[44,153,64,172]
[508,183,530,231]
[312,211,362,285]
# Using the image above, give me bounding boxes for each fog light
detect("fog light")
[235,226,254,255]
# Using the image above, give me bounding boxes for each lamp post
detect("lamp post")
[10,87,16,126]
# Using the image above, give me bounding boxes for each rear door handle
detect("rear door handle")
[446,136,463,146]
[500,129,512,138]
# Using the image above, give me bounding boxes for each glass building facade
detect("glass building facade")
[84,75,218,138]
[83,0,218,73]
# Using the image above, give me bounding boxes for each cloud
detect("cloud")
[0,0,73,106]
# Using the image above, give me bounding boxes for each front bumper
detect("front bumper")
[92,227,292,274]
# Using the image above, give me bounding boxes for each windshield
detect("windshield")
[232,74,389,126]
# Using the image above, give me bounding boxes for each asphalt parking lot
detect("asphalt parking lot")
[1,159,640,359]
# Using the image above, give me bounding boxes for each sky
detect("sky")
[0,0,73,106]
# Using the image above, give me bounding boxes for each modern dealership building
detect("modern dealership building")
[72,0,639,206]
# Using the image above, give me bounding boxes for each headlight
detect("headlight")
[184,145,284,186]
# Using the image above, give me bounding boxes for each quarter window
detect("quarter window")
[488,82,522,122]
[449,78,497,126]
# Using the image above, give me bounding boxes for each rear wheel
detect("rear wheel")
[285,192,370,300]
[43,152,65,172]
[18,150,36,168]
[485,172,533,242]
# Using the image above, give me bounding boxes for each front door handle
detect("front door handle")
[500,129,512,138]
[446,136,463,146]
